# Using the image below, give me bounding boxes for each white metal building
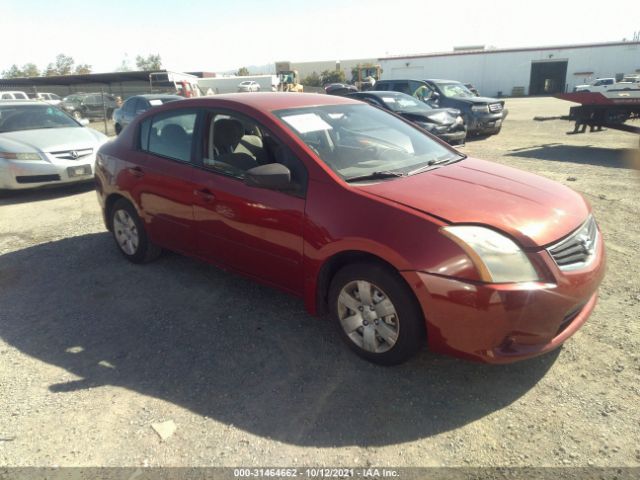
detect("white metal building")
[379,41,640,97]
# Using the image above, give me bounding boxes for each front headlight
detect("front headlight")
[0,152,45,161]
[471,105,489,113]
[415,121,436,131]
[426,112,450,124]
[455,115,464,125]
[440,225,539,283]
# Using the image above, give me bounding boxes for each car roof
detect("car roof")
[133,94,183,100]
[168,92,360,112]
[0,100,42,106]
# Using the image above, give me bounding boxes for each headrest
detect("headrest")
[214,118,244,149]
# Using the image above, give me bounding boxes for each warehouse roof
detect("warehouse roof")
[380,41,640,61]
[0,70,216,87]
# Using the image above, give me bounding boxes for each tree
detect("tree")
[21,63,40,77]
[116,59,131,72]
[2,64,23,79]
[74,64,92,74]
[136,54,162,71]
[320,69,345,85]
[236,67,250,76]
[44,63,58,77]
[302,72,321,87]
[54,54,75,76]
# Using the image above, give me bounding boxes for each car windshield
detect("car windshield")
[435,82,476,98]
[375,93,433,113]
[0,105,79,133]
[275,104,462,181]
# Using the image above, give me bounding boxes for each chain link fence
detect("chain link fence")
[1,80,153,137]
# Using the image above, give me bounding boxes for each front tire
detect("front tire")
[110,199,161,263]
[329,262,425,365]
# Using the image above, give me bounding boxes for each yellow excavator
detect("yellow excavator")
[353,64,382,91]
[275,61,304,93]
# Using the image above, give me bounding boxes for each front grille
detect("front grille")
[50,148,93,161]
[489,103,503,113]
[547,215,598,270]
[16,174,61,184]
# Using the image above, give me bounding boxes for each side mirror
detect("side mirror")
[79,118,90,126]
[244,163,291,190]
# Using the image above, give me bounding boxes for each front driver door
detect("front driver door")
[191,111,306,295]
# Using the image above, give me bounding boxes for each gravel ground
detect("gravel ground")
[0,97,638,469]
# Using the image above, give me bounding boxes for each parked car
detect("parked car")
[346,91,466,145]
[0,101,108,190]
[27,92,62,105]
[113,94,182,134]
[96,93,604,365]
[60,93,118,120]
[574,78,640,92]
[0,91,29,100]
[324,83,358,95]
[574,78,616,92]
[375,79,508,136]
[238,81,260,92]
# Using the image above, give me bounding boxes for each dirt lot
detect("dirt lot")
[0,97,638,469]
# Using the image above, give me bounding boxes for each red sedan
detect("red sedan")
[95,93,605,365]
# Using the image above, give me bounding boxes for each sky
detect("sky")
[2,0,639,74]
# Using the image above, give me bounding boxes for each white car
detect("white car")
[28,92,63,106]
[0,91,29,100]
[0,101,108,190]
[237,80,260,92]
[573,77,639,92]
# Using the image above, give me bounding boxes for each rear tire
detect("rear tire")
[110,199,161,264]
[115,123,122,135]
[329,262,425,365]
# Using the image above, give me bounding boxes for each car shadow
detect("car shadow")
[0,233,559,447]
[506,143,639,169]
[0,182,95,206]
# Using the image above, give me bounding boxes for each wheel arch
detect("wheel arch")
[104,193,130,231]
[313,250,416,316]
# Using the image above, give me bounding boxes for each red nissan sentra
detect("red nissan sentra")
[95,93,605,365]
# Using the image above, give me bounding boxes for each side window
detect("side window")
[392,81,412,95]
[123,98,135,115]
[135,99,149,114]
[204,112,308,196]
[1,94,11,100]
[145,110,197,163]
[375,82,390,91]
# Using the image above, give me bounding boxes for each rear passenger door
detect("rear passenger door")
[132,108,203,255]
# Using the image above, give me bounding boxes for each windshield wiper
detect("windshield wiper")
[345,170,408,183]
[408,153,467,176]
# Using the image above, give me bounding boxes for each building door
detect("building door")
[529,60,568,95]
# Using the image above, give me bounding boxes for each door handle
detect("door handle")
[127,166,145,178]
[193,188,215,202]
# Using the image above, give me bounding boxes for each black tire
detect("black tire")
[115,123,122,135]
[110,198,161,264]
[328,262,426,365]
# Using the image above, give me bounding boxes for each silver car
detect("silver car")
[0,101,108,190]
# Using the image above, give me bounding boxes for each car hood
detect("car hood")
[0,127,107,153]
[403,108,460,124]
[358,157,589,248]
[448,95,503,105]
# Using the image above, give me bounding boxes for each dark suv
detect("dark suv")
[375,79,507,136]
[60,93,118,120]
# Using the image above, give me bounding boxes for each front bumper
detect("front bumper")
[402,232,605,363]
[466,109,508,135]
[0,155,95,190]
